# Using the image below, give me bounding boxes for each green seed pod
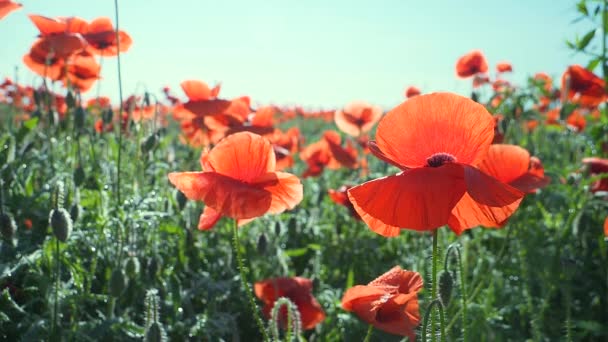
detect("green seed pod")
[66,91,76,108]
[257,233,267,254]
[69,203,81,222]
[73,166,85,187]
[145,322,166,342]
[109,269,127,297]
[102,108,113,124]
[147,254,161,278]
[49,208,72,242]
[125,256,141,278]
[74,106,86,130]
[0,212,16,240]
[274,221,281,235]
[438,270,454,306]
[141,133,158,154]
[175,191,187,211]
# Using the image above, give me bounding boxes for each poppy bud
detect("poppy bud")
[141,133,158,154]
[109,269,127,297]
[471,92,479,103]
[66,91,76,108]
[147,255,161,278]
[49,208,72,242]
[257,233,267,254]
[175,191,187,211]
[74,107,86,130]
[274,221,281,235]
[74,166,85,187]
[70,203,81,222]
[0,212,16,240]
[144,322,166,342]
[438,270,454,306]
[144,92,151,107]
[125,256,141,277]
[33,90,42,107]
[102,108,113,124]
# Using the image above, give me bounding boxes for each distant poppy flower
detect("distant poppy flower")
[328,185,361,220]
[534,73,553,92]
[63,50,101,92]
[472,74,490,88]
[84,17,132,56]
[478,144,550,194]
[492,114,504,144]
[300,130,358,177]
[23,218,32,229]
[405,86,421,98]
[86,96,111,108]
[0,0,21,21]
[269,127,300,171]
[492,79,512,92]
[582,157,608,193]
[168,132,303,230]
[334,101,383,137]
[496,62,512,73]
[562,65,607,108]
[347,93,524,237]
[254,277,325,330]
[544,108,561,126]
[566,110,586,132]
[342,266,422,340]
[28,15,87,59]
[174,80,229,118]
[456,50,488,78]
[23,39,66,81]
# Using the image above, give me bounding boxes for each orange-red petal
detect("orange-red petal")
[478,144,530,183]
[0,0,21,20]
[198,206,222,230]
[448,192,522,235]
[251,172,303,214]
[375,93,494,169]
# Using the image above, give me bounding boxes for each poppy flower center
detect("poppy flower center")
[426,153,456,167]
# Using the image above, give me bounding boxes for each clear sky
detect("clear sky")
[0,0,593,110]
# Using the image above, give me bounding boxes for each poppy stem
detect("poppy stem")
[52,238,60,338]
[422,299,446,342]
[430,229,439,342]
[363,324,373,342]
[231,219,269,341]
[445,244,468,342]
[113,0,124,206]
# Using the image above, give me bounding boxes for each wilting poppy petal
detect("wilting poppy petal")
[202,132,275,182]
[375,93,494,168]
[167,172,272,219]
[198,206,222,230]
[0,0,21,20]
[478,144,530,183]
[348,164,467,235]
[251,172,303,214]
[448,192,522,235]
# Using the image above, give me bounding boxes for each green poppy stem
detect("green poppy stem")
[232,219,269,341]
[363,324,374,342]
[431,229,439,342]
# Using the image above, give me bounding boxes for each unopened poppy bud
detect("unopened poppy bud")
[257,233,267,254]
[33,90,42,107]
[471,92,479,103]
[438,270,454,306]
[74,166,85,187]
[49,208,72,242]
[0,212,16,240]
[144,92,151,107]
[102,108,113,124]
[141,134,158,154]
[175,191,187,211]
[125,256,141,277]
[110,269,127,297]
[144,322,166,342]
[66,91,76,108]
[147,255,161,277]
[274,221,281,235]
[70,203,81,222]
[74,107,86,130]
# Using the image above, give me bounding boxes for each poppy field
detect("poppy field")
[1,1,608,341]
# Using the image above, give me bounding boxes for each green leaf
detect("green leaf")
[345,266,354,289]
[577,29,596,50]
[576,1,588,16]
[587,57,601,71]
[284,247,308,257]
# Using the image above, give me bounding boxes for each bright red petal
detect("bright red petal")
[181,80,212,101]
[464,165,523,207]
[478,144,530,183]
[448,192,522,235]
[0,1,21,20]
[348,164,467,235]
[198,206,221,230]
[252,172,303,214]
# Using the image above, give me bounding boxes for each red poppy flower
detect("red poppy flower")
[566,110,586,132]
[347,93,524,237]
[28,15,87,59]
[23,39,66,81]
[478,144,550,194]
[168,132,303,230]
[582,157,608,193]
[84,17,132,56]
[496,62,512,73]
[544,108,561,126]
[456,50,488,78]
[534,72,553,92]
[342,266,422,340]
[604,216,608,238]
[562,65,607,108]
[405,86,421,98]
[0,0,21,20]
[328,185,361,220]
[269,127,300,171]
[254,277,325,330]
[300,130,358,177]
[63,50,101,92]
[174,80,229,118]
[86,96,111,108]
[472,74,490,88]
[334,101,383,137]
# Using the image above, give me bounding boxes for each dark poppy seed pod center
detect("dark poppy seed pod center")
[426,153,457,167]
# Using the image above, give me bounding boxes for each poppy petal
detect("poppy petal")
[509,173,551,193]
[168,171,272,219]
[448,192,522,235]
[334,109,361,136]
[202,132,276,182]
[252,172,303,214]
[0,1,21,20]
[198,206,221,230]
[478,144,530,183]
[368,141,408,170]
[376,93,494,168]
[464,165,524,207]
[341,285,386,311]
[181,80,212,101]
[348,164,467,234]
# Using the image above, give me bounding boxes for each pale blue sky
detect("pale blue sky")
[0,0,594,109]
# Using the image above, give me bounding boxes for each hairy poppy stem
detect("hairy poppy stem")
[422,299,446,342]
[232,219,269,341]
[363,324,373,342]
[430,229,439,342]
[113,0,124,206]
[52,238,60,338]
[445,244,468,342]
